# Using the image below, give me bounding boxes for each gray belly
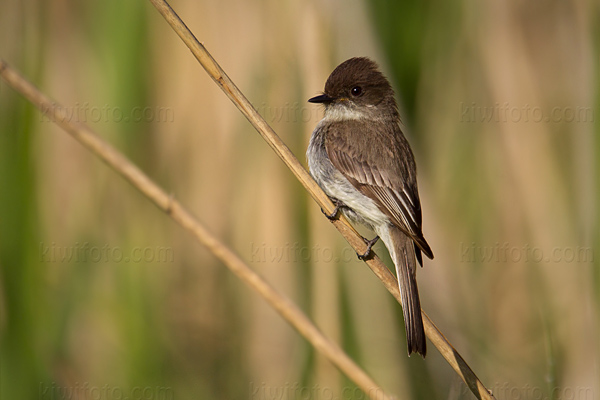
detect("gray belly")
[307,127,389,229]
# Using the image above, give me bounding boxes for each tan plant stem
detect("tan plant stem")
[0,59,394,400]
[144,1,496,399]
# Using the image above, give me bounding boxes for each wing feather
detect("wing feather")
[326,129,433,260]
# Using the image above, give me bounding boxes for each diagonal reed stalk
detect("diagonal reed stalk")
[0,60,393,400]
[1,2,497,397]
[146,1,496,399]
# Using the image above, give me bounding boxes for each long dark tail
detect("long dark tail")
[390,226,426,357]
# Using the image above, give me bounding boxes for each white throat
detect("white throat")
[322,103,372,122]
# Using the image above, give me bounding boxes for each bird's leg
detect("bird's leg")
[321,199,346,220]
[357,235,380,260]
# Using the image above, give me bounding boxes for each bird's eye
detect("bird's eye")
[351,86,363,96]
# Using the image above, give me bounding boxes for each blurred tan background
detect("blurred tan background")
[1,0,598,399]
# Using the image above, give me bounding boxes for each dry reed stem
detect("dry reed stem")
[0,59,394,400]
[145,1,497,399]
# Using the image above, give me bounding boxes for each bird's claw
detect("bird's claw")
[321,200,345,220]
[357,235,380,260]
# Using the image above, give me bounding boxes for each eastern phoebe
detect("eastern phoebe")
[307,57,433,357]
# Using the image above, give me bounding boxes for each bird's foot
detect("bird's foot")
[321,199,346,220]
[357,235,380,260]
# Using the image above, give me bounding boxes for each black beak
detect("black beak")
[308,94,334,104]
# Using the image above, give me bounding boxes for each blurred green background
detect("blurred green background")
[1,0,598,399]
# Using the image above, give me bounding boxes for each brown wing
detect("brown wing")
[326,120,433,260]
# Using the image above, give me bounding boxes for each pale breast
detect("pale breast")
[307,122,390,229]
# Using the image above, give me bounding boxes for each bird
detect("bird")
[306,57,433,357]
